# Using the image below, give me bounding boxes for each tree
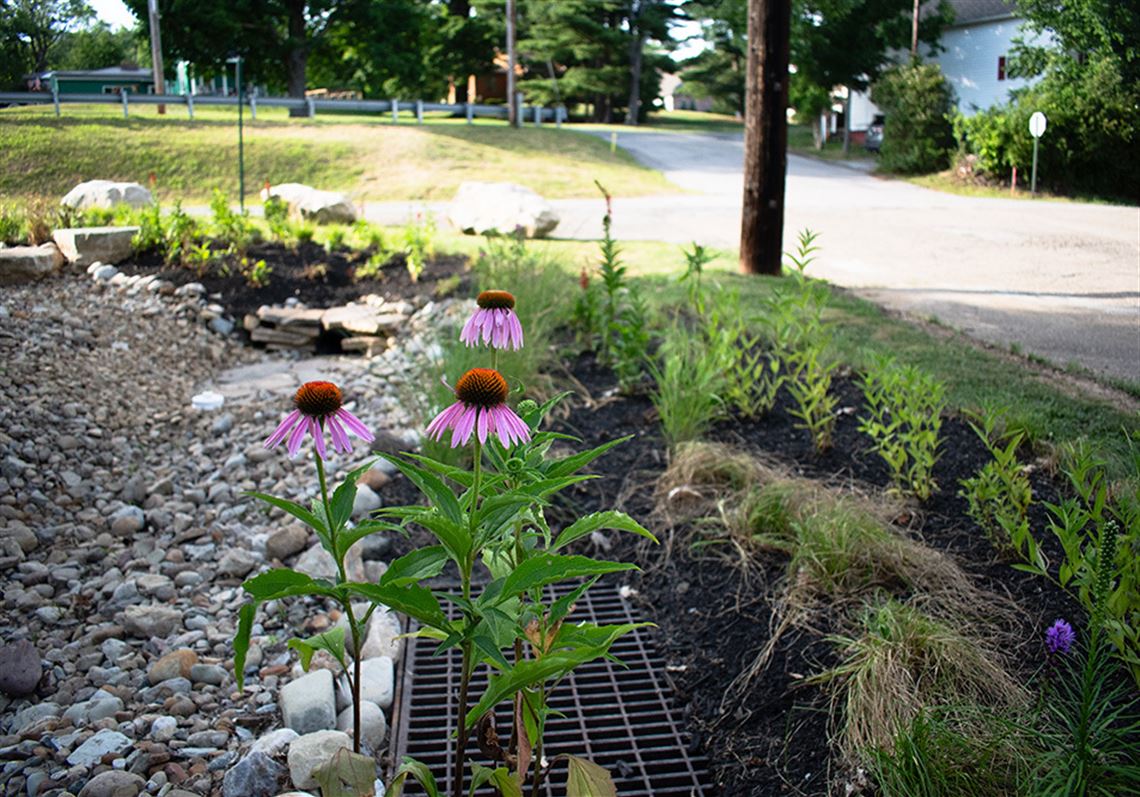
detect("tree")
[739,0,791,276]
[679,0,748,113]
[7,0,94,74]
[121,0,369,99]
[871,60,955,173]
[1000,0,1140,197]
[517,0,676,123]
[52,23,143,71]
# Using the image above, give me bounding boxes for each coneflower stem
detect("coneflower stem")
[454,439,483,797]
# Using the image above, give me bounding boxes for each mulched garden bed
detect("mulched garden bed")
[159,245,1086,794]
[372,348,1085,796]
[119,243,473,322]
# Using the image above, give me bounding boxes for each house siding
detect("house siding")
[933,17,1040,113]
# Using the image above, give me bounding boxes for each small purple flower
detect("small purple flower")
[460,290,524,351]
[426,368,530,449]
[264,381,374,459]
[1045,618,1075,655]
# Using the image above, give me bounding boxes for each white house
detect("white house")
[846,0,1042,135]
[933,0,1040,113]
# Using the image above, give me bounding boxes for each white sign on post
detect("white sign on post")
[1029,111,1047,139]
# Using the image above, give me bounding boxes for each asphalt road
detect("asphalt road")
[366,130,1140,383]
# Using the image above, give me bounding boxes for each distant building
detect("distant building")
[26,65,154,95]
[660,73,715,113]
[846,0,1041,136]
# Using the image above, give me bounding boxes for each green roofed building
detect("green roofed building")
[26,66,155,95]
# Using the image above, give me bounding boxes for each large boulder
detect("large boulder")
[447,181,559,238]
[61,180,152,211]
[53,226,139,267]
[0,243,64,285]
[261,183,356,225]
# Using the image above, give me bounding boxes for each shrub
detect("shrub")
[263,196,290,241]
[871,61,956,174]
[0,204,24,245]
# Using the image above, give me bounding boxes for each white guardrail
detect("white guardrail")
[0,91,567,127]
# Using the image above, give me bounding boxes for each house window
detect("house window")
[998,56,1007,81]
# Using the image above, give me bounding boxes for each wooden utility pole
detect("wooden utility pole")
[147,0,166,114]
[506,0,518,127]
[739,0,791,276]
[911,0,920,56]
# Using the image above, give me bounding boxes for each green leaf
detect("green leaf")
[552,511,658,551]
[545,436,630,478]
[382,454,464,526]
[566,756,617,797]
[413,510,472,566]
[347,582,451,632]
[403,453,474,488]
[548,578,597,626]
[387,756,439,797]
[329,459,377,534]
[245,491,327,535]
[463,654,586,730]
[288,626,347,671]
[243,568,336,600]
[499,554,637,601]
[335,519,405,562]
[234,601,257,690]
[313,748,377,797]
[379,547,449,587]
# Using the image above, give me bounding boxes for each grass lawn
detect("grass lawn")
[786,124,878,164]
[0,104,676,204]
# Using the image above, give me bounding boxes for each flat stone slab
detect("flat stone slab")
[257,306,326,328]
[320,305,404,336]
[0,244,64,285]
[249,327,320,346]
[53,226,139,267]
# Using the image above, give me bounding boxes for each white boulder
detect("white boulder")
[261,183,357,225]
[61,180,152,211]
[447,181,560,238]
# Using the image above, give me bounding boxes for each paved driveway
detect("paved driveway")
[366,130,1139,382]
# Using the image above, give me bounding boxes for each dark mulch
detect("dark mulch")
[120,243,472,324]
[374,350,1084,796]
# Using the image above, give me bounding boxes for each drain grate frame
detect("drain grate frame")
[389,580,711,796]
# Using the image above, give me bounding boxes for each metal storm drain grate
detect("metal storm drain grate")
[389,581,711,796]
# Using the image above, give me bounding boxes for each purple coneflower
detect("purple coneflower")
[1045,618,1075,655]
[426,368,530,449]
[460,290,524,351]
[264,381,374,459]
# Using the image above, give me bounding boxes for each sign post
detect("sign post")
[1028,111,1047,195]
[227,56,244,213]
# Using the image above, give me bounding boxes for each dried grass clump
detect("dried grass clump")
[812,600,1028,760]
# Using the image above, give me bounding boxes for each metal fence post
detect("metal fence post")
[391,99,399,123]
[556,105,563,129]
[306,97,315,118]
[415,99,423,124]
[534,106,541,128]
[186,93,194,120]
[466,102,473,125]
[52,86,60,117]
[515,91,523,128]
[121,89,129,118]
[249,90,257,121]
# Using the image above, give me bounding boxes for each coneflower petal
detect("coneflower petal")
[335,408,374,441]
[286,415,309,458]
[327,415,350,453]
[477,405,490,444]
[266,410,302,447]
[310,417,327,460]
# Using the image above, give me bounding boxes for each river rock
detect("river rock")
[359,608,403,661]
[280,668,336,734]
[77,769,146,797]
[335,701,387,752]
[0,639,42,696]
[218,548,260,577]
[122,604,183,639]
[358,656,394,709]
[108,505,145,536]
[265,524,309,561]
[67,728,132,767]
[286,730,351,790]
[222,751,287,797]
[148,648,198,684]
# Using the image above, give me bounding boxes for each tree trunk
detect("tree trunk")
[625,2,645,126]
[506,0,517,126]
[739,0,791,276]
[285,0,308,115]
[449,1,471,103]
[842,92,851,156]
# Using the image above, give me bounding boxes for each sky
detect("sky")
[90,0,137,30]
